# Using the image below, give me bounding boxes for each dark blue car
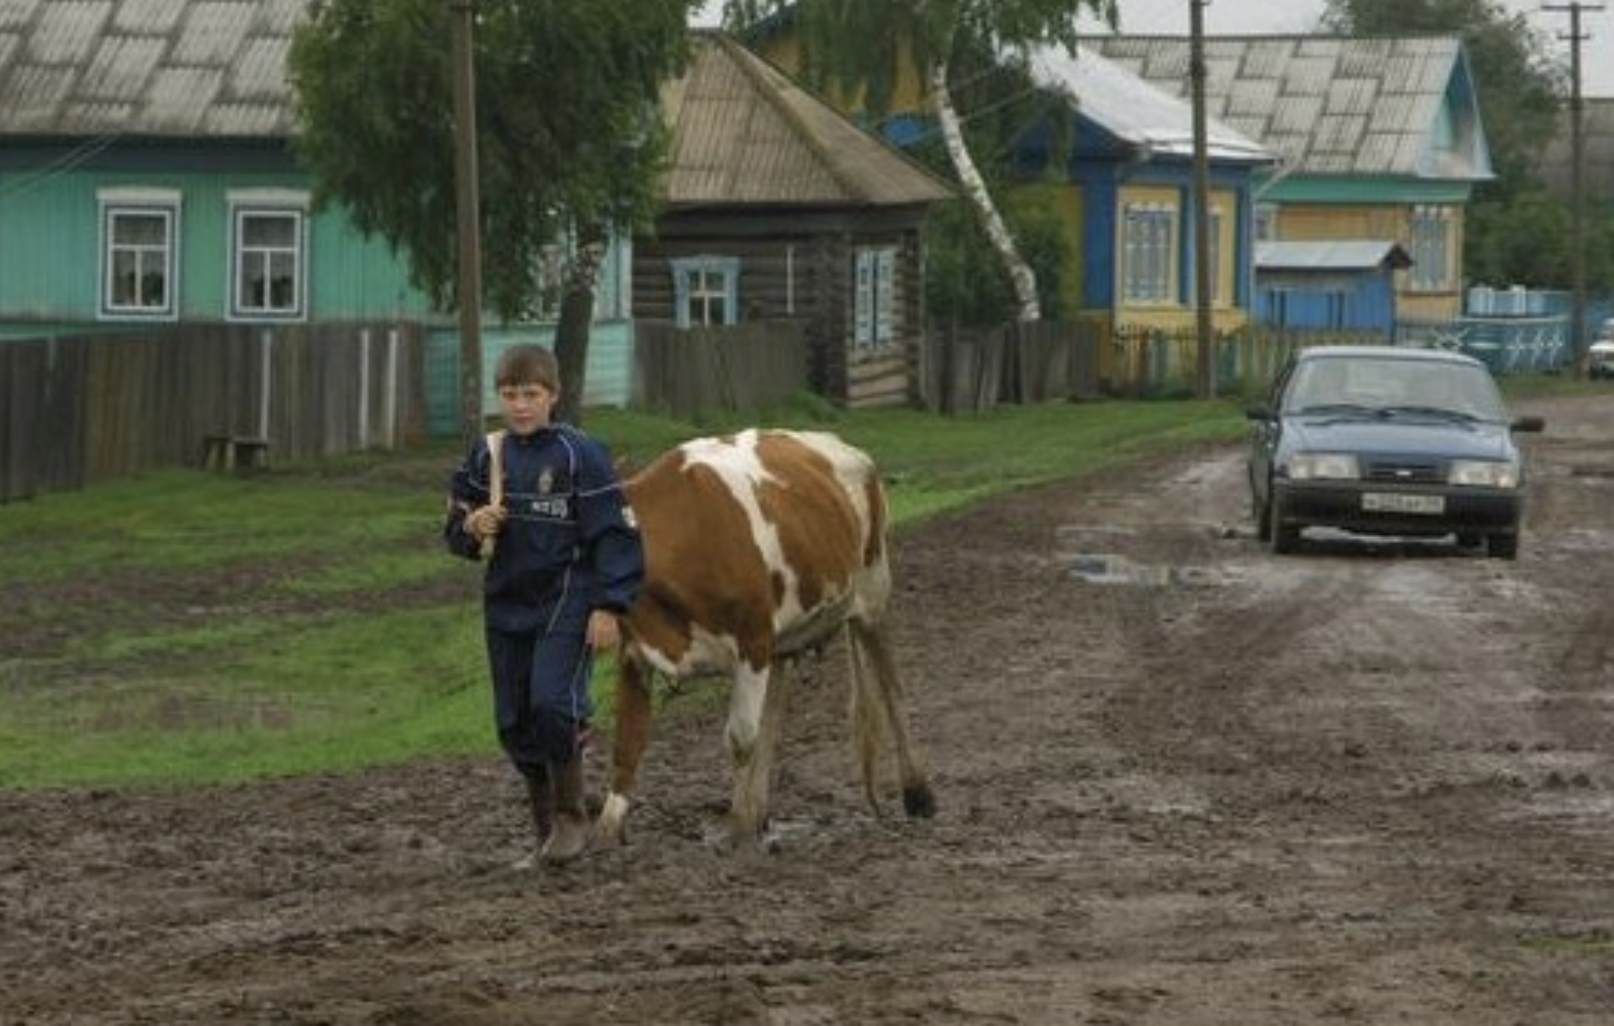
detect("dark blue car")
[1246,346,1545,559]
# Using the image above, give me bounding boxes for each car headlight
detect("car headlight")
[1288,453,1360,480]
[1449,460,1520,488]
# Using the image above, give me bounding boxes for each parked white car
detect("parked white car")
[1588,322,1614,380]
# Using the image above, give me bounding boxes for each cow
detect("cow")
[595,428,936,849]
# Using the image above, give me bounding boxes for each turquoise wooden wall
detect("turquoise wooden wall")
[0,167,440,322]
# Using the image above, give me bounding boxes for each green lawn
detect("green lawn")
[2,378,1564,791]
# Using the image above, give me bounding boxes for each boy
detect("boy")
[444,344,644,867]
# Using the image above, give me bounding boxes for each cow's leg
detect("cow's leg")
[845,625,887,814]
[598,655,652,846]
[726,660,786,847]
[849,619,936,819]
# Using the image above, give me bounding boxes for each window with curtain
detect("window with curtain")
[100,190,181,320]
[1121,202,1176,304]
[670,256,740,327]
[230,198,308,321]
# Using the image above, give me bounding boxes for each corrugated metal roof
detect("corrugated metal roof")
[1256,239,1413,271]
[1028,45,1273,164]
[662,34,952,208]
[1091,35,1493,182]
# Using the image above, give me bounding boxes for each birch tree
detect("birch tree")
[721,0,1118,323]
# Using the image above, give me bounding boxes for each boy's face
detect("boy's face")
[496,381,557,435]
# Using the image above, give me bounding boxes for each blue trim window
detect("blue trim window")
[854,246,899,351]
[229,191,309,322]
[99,188,180,321]
[670,256,740,327]
[1122,202,1176,304]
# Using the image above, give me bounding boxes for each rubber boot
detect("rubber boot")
[539,756,590,865]
[511,768,555,871]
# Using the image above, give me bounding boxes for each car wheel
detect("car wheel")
[1270,496,1300,554]
[1487,532,1519,560]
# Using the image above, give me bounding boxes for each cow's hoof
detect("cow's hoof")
[595,792,631,847]
[903,784,937,819]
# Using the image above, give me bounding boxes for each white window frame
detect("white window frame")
[98,188,181,321]
[1121,201,1177,305]
[227,189,310,322]
[854,245,900,351]
[670,255,740,328]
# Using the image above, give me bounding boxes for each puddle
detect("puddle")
[1069,552,1225,588]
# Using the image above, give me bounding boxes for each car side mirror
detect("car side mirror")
[1510,415,1545,433]
[1245,403,1275,422]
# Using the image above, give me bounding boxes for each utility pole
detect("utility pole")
[1190,0,1215,398]
[1545,2,1603,378]
[450,0,485,444]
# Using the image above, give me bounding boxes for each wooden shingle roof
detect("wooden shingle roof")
[662,33,951,208]
[1090,35,1493,182]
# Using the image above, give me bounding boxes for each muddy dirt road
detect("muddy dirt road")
[3,395,1613,1025]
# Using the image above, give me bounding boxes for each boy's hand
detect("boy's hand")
[587,610,623,652]
[464,505,505,541]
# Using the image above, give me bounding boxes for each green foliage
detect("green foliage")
[923,195,1066,326]
[289,0,695,321]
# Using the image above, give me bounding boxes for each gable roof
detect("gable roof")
[1028,44,1272,165]
[1089,35,1493,182]
[662,33,951,208]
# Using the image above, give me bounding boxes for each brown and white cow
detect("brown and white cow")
[597,428,936,848]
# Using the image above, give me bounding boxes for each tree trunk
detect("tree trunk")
[551,226,608,426]
[930,61,1040,323]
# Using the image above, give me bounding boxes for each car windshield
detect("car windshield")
[1282,354,1508,422]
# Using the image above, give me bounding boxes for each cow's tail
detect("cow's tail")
[846,618,936,821]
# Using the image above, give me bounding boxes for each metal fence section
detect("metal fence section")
[1396,317,1571,375]
[0,323,428,504]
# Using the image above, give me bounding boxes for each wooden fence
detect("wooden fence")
[922,322,1102,413]
[0,323,428,504]
[920,323,1446,413]
[633,320,810,419]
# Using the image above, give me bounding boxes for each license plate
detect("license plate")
[1362,492,1444,515]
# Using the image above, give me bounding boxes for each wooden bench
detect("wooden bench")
[201,435,272,472]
